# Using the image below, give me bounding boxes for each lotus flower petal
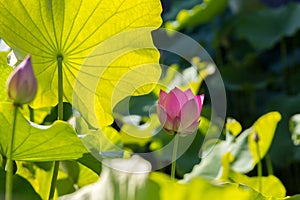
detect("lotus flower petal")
[171,87,189,107]
[163,91,181,120]
[183,88,195,100]
[158,90,167,106]
[196,94,204,116]
[180,120,200,135]
[6,55,37,105]
[179,99,199,130]
[157,87,204,135]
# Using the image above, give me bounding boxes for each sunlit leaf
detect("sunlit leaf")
[0,0,162,127]
[165,0,228,30]
[75,116,123,159]
[248,112,281,163]
[150,172,251,200]
[226,118,242,137]
[182,112,281,182]
[0,102,87,161]
[0,52,9,65]
[16,161,53,200]
[0,64,12,101]
[229,170,286,198]
[57,161,99,196]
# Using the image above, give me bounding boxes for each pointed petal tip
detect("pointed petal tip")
[197,94,204,104]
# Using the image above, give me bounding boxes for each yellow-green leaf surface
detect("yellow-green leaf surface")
[75,116,123,158]
[182,112,281,182]
[249,112,281,163]
[0,0,162,127]
[165,0,228,31]
[0,64,12,101]
[229,171,286,198]
[150,172,251,200]
[226,118,242,137]
[16,161,53,200]
[0,103,87,161]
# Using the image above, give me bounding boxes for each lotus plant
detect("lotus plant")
[157,87,204,135]
[5,55,37,200]
[157,87,204,180]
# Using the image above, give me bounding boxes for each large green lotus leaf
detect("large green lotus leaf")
[165,0,228,31]
[0,64,12,101]
[228,170,286,198]
[182,112,281,182]
[149,172,251,200]
[0,0,162,127]
[235,3,300,51]
[219,152,286,199]
[0,51,9,65]
[0,103,87,161]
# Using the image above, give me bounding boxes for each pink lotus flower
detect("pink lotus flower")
[6,55,37,105]
[157,87,204,135]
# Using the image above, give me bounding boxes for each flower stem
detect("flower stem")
[48,55,64,200]
[6,105,18,200]
[255,139,262,193]
[171,133,179,181]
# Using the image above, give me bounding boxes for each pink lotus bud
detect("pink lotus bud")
[157,87,204,135]
[6,55,37,105]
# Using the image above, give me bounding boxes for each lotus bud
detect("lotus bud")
[6,55,37,106]
[157,87,204,135]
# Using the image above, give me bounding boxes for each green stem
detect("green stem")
[6,105,18,200]
[255,140,262,193]
[29,106,34,122]
[57,56,64,120]
[265,154,273,175]
[171,133,179,181]
[48,55,64,200]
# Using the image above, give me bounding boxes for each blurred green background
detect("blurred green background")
[159,0,300,195]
